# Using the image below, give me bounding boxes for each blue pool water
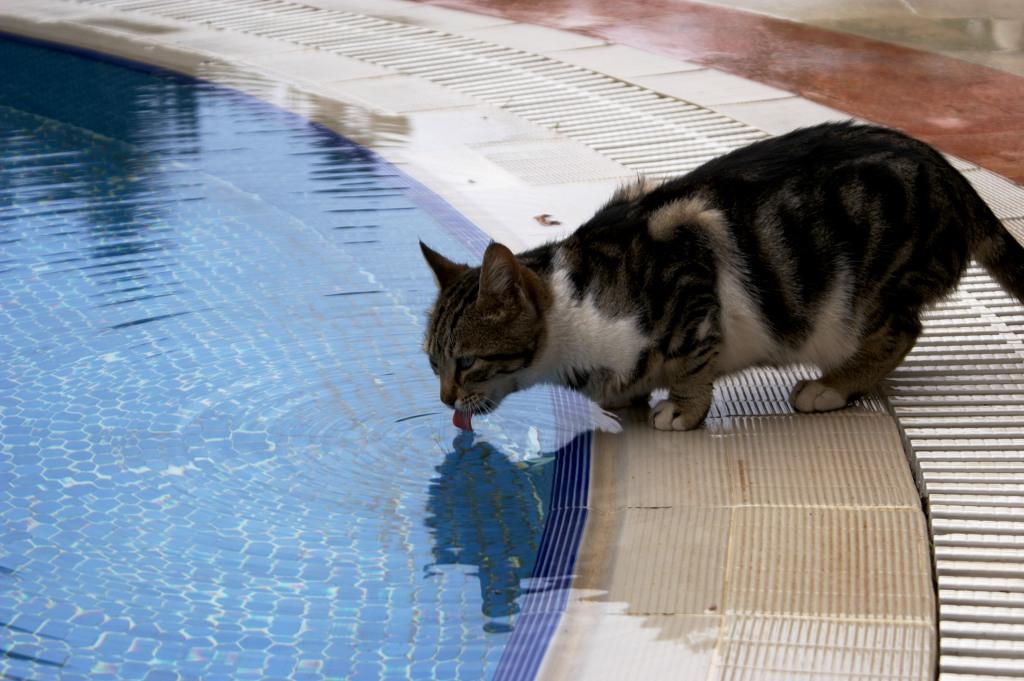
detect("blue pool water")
[0,38,590,680]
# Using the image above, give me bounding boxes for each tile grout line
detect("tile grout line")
[708,507,738,680]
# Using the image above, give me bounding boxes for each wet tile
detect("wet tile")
[714,615,934,681]
[470,138,632,184]
[462,22,606,52]
[242,49,392,84]
[713,96,854,135]
[368,2,514,30]
[726,508,935,621]
[688,0,918,22]
[77,14,194,37]
[444,179,621,247]
[300,0,415,10]
[540,608,719,681]
[571,508,731,615]
[632,69,792,106]
[170,28,306,58]
[410,106,558,147]
[546,44,702,79]
[733,438,921,508]
[326,74,479,112]
[0,0,92,21]
[589,426,739,509]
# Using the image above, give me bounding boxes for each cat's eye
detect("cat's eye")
[428,357,439,374]
[456,355,476,371]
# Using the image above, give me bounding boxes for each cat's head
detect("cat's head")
[420,241,550,414]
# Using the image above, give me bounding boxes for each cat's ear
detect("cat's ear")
[478,242,522,303]
[420,241,469,290]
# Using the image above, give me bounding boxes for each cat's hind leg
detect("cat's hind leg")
[790,314,921,413]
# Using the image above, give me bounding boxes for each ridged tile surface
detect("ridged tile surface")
[71,0,773,180]
[717,616,935,681]
[576,508,732,616]
[540,610,720,681]
[726,508,934,620]
[890,260,1024,679]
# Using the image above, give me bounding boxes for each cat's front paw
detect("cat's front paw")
[650,399,707,431]
[790,379,848,413]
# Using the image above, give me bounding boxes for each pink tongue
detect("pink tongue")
[453,410,473,431]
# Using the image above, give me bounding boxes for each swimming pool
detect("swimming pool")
[0,37,592,680]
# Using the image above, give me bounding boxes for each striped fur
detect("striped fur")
[421,122,1024,429]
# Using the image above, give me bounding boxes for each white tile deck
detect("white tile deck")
[632,68,794,106]
[461,21,607,53]
[242,49,393,83]
[712,96,855,135]
[545,44,704,79]
[322,74,478,113]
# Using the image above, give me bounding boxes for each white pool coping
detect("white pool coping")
[8,0,1023,678]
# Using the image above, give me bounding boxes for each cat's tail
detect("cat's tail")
[973,208,1024,303]
[975,227,1024,302]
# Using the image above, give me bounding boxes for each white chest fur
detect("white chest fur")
[533,269,648,386]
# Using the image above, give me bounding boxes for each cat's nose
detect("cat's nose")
[440,384,457,407]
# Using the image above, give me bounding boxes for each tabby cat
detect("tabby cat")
[420,122,1024,430]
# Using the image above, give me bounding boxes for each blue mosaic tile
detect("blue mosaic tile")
[0,35,597,680]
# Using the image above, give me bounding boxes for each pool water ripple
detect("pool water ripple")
[0,38,594,680]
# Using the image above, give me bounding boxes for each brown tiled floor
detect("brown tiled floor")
[414,0,1024,183]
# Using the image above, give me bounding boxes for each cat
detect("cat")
[419,122,1024,430]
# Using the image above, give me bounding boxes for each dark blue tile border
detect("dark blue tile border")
[0,29,593,681]
[492,389,591,681]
